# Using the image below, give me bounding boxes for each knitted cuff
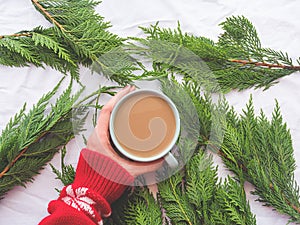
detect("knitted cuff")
[40,200,97,225]
[72,148,134,203]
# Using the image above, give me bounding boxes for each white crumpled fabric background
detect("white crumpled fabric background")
[0,0,300,224]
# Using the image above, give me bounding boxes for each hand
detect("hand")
[87,85,164,177]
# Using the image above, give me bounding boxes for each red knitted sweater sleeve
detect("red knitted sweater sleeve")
[38,148,134,225]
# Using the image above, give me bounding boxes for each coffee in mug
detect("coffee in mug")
[109,89,180,167]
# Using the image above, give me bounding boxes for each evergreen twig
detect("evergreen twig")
[178,79,300,223]
[0,32,32,39]
[50,146,75,190]
[218,98,300,223]
[0,79,118,200]
[130,16,300,92]
[0,0,128,82]
[122,148,256,225]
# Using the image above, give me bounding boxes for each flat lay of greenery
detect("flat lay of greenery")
[1,1,300,224]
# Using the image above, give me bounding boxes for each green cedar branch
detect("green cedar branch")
[0,78,118,199]
[121,148,256,225]
[183,79,300,222]
[132,16,300,92]
[162,78,300,223]
[0,0,132,83]
[219,99,300,222]
[3,3,300,91]
[0,79,80,198]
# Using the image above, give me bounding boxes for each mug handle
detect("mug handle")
[164,151,178,168]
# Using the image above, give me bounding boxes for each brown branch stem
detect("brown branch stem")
[0,32,32,39]
[31,0,66,32]
[229,59,300,71]
[291,203,300,214]
[269,183,300,214]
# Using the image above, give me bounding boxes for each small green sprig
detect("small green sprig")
[50,146,76,191]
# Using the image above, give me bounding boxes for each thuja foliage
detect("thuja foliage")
[2,1,300,223]
[0,79,83,199]
[0,79,117,199]
[179,79,300,223]
[122,151,256,225]
[220,98,300,223]
[1,1,300,90]
[179,79,300,222]
[131,16,300,91]
[0,0,125,81]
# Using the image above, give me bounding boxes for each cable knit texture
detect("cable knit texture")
[38,148,134,225]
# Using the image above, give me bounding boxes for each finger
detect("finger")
[96,85,134,139]
[102,85,132,111]
[96,106,112,139]
[129,85,136,92]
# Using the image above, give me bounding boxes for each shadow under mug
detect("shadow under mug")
[109,89,180,168]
